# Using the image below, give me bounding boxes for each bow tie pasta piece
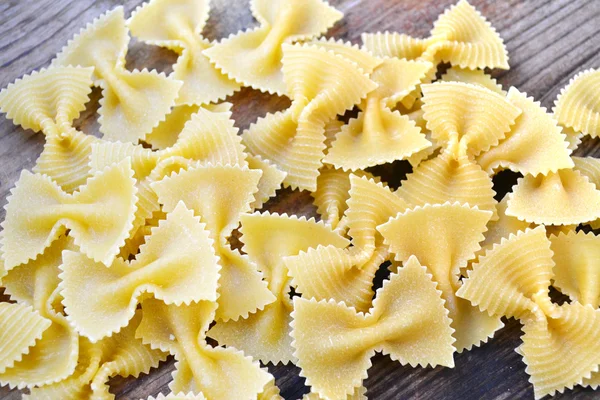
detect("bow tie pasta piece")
[302,386,367,400]
[138,298,271,400]
[292,256,455,400]
[242,43,377,191]
[204,0,343,96]
[52,7,182,143]
[147,394,207,400]
[324,58,432,171]
[151,163,275,321]
[477,87,573,176]
[457,227,600,399]
[379,203,504,352]
[208,212,349,364]
[1,159,137,270]
[554,69,600,139]
[440,66,505,94]
[59,202,220,342]
[303,37,383,75]
[572,156,600,229]
[25,310,166,400]
[128,0,240,106]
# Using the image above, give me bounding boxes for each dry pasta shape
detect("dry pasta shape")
[147,394,207,400]
[506,168,600,225]
[573,156,600,229]
[59,202,220,342]
[440,66,504,94]
[477,87,573,176]
[304,37,382,74]
[52,7,182,143]
[151,163,275,321]
[311,166,353,229]
[204,0,343,96]
[457,227,600,399]
[303,386,367,400]
[208,212,349,365]
[379,203,504,352]
[137,298,271,400]
[292,256,455,400]
[25,310,166,400]
[258,374,283,400]
[1,159,137,270]
[242,43,377,191]
[129,0,240,105]
[554,69,600,139]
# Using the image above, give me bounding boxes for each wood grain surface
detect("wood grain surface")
[1,0,600,399]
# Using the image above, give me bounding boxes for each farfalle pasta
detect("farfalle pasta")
[147,394,206,400]
[554,69,600,139]
[291,256,455,400]
[204,0,343,95]
[440,66,504,94]
[458,227,600,398]
[52,6,182,143]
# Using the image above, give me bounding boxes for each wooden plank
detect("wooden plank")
[1,0,600,399]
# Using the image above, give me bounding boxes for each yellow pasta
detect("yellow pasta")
[258,375,284,400]
[554,69,600,139]
[147,394,207,400]
[151,163,275,321]
[458,227,600,399]
[303,386,367,400]
[378,202,504,352]
[207,212,349,364]
[572,156,600,229]
[52,7,182,143]
[440,66,504,94]
[1,159,137,270]
[137,298,271,400]
[204,0,343,95]
[242,43,376,191]
[59,202,221,342]
[292,256,455,400]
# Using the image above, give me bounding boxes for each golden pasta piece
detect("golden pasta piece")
[458,227,600,398]
[129,0,240,106]
[506,168,600,225]
[147,394,207,400]
[204,0,343,96]
[304,37,382,74]
[303,386,367,400]
[242,43,377,191]
[1,159,137,270]
[208,212,349,364]
[361,31,429,60]
[258,375,283,400]
[52,7,182,142]
[562,125,583,151]
[440,66,504,94]
[554,69,600,139]
[477,87,573,176]
[246,154,287,210]
[1,236,79,389]
[59,202,220,342]
[138,298,271,400]
[325,58,432,170]
[572,156,600,229]
[152,163,275,321]
[292,256,455,400]
[25,310,166,400]
[379,203,503,352]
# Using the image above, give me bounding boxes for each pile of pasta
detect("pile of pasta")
[2,0,600,399]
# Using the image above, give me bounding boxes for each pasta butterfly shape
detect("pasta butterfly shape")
[378,202,504,352]
[0,66,100,193]
[137,298,271,400]
[208,212,350,365]
[457,227,600,399]
[59,202,221,342]
[1,159,137,270]
[52,6,183,143]
[572,156,600,229]
[204,0,343,96]
[128,0,240,106]
[440,66,505,94]
[151,163,275,321]
[554,69,600,139]
[291,256,456,400]
[147,394,207,400]
[242,43,377,191]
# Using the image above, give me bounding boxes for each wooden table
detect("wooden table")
[1,0,600,398]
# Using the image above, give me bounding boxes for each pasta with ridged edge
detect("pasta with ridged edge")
[440,66,504,94]
[553,69,600,139]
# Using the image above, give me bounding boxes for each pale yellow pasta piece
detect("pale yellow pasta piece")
[325,58,432,170]
[458,227,600,399]
[258,374,283,400]
[303,386,367,400]
[562,125,583,151]
[506,168,600,225]
[152,163,275,321]
[323,119,344,151]
[59,202,220,342]
[572,156,600,229]
[204,0,343,96]
[1,159,136,270]
[477,87,573,176]
[292,256,455,400]
[208,212,349,364]
[554,69,600,138]
[25,310,166,400]
[246,154,287,210]
[361,31,428,60]
[303,37,382,74]
[311,166,353,229]
[242,43,377,191]
[379,203,503,352]
[137,298,271,400]
[147,394,207,400]
[52,7,182,142]
[440,66,504,94]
